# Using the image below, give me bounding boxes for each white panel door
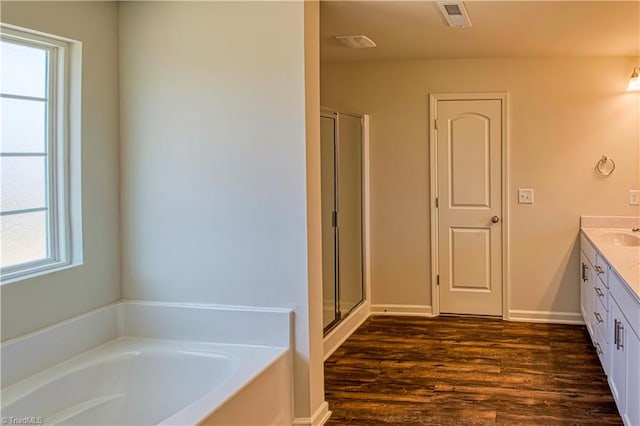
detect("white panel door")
[436,99,503,316]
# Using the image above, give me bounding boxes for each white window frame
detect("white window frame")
[1,24,82,284]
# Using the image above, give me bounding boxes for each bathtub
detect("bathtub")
[1,302,293,425]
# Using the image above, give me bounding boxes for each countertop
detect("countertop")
[581,227,640,304]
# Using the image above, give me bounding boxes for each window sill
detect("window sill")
[1,261,83,286]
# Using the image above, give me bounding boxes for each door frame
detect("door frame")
[428,93,510,320]
[320,111,341,332]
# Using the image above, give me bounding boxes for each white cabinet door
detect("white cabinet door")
[609,300,627,418]
[580,251,595,338]
[623,324,640,426]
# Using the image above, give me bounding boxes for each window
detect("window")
[1,25,81,283]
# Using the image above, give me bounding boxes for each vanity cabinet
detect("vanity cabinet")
[580,233,640,425]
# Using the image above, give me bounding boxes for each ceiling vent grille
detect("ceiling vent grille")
[437,1,472,28]
[334,35,377,48]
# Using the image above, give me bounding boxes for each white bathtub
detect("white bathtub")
[1,302,293,425]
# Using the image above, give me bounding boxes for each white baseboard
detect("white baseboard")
[370,304,434,317]
[508,309,584,325]
[293,401,331,426]
[323,302,369,361]
[367,305,582,325]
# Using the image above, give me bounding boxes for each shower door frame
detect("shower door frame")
[321,109,367,334]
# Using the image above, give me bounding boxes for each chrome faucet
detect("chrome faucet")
[633,227,640,232]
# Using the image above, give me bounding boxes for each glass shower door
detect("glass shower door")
[321,111,365,333]
[336,113,364,315]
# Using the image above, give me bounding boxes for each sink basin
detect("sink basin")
[600,232,640,247]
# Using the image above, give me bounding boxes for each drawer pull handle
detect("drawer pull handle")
[594,265,605,275]
[581,262,588,282]
[595,342,603,355]
[595,287,604,297]
[614,319,624,350]
[594,312,604,324]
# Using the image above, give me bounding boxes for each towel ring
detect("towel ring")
[595,155,615,176]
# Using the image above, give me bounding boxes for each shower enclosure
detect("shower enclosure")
[320,110,365,333]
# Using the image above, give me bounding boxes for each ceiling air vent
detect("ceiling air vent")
[334,35,377,49]
[437,1,472,28]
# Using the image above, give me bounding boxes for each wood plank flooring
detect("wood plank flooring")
[324,316,622,425]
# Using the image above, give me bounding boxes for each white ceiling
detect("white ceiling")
[320,1,640,63]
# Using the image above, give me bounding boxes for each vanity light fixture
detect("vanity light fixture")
[628,66,640,91]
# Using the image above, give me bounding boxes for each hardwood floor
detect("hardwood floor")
[324,316,622,425]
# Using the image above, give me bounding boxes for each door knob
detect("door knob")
[491,216,500,223]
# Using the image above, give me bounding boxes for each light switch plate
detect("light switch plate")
[630,190,640,206]
[518,189,534,204]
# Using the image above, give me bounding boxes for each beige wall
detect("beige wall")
[304,0,327,418]
[119,1,324,420]
[322,57,640,315]
[1,2,121,341]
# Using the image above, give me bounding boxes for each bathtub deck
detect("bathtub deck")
[324,315,622,425]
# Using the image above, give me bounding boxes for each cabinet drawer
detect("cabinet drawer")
[609,271,640,338]
[593,324,609,373]
[593,300,608,344]
[581,234,597,266]
[595,253,609,288]
[594,280,609,312]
